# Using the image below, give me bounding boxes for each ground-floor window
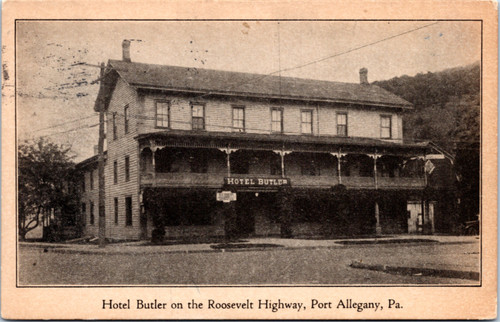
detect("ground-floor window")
[125,196,132,226]
[145,189,216,227]
[114,198,119,224]
[81,202,86,226]
[89,201,94,225]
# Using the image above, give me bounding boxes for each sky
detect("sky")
[15,20,481,161]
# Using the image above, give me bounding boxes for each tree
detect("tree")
[18,138,80,241]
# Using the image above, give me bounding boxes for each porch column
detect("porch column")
[148,140,165,180]
[273,150,292,178]
[151,148,157,179]
[374,201,381,235]
[218,147,238,177]
[367,152,382,235]
[330,150,347,185]
[367,152,381,190]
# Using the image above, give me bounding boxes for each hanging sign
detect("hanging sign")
[224,177,291,187]
[216,191,237,203]
[424,160,436,174]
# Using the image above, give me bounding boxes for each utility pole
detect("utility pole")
[98,62,106,248]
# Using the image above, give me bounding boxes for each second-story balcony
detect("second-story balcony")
[139,145,426,190]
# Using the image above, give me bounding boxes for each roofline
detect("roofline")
[428,141,455,163]
[107,59,413,110]
[75,151,107,169]
[135,130,428,152]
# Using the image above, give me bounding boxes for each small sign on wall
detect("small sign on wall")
[216,191,237,203]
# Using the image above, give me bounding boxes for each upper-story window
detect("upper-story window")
[271,108,283,133]
[124,156,130,182]
[232,106,245,132]
[124,104,130,134]
[112,112,117,140]
[90,201,95,225]
[90,170,94,190]
[113,160,118,184]
[337,112,348,136]
[191,103,205,130]
[301,110,313,134]
[155,101,170,128]
[380,115,392,139]
[190,153,208,173]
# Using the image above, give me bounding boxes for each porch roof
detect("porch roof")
[136,130,429,155]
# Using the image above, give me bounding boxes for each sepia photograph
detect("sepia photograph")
[14,19,483,287]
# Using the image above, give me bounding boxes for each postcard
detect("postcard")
[1,0,497,319]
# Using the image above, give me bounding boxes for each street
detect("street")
[18,239,480,285]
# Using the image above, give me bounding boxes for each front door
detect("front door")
[233,192,257,237]
[407,202,422,234]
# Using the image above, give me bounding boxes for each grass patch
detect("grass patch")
[210,243,283,250]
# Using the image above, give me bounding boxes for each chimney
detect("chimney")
[122,39,131,62]
[359,67,368,85]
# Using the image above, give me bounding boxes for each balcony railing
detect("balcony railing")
[140,172,425,189]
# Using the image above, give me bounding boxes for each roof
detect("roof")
[136,130,429,154]
[95,60,413,111]
[75,151,107,169]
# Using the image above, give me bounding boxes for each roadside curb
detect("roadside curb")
[349,261,479,281]
[20,244,343,255]
[19,239,476,256]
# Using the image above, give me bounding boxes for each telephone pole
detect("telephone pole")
[97,62,106,248]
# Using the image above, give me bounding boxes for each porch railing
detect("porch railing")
[140,172,425,189]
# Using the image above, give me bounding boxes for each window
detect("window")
[271,108,283,133]
[124,156,130,182]
[81,177,85,192]
[90,201,95,225]
[155,101,170,128]
[113,160,118,184]
[125,197,132,226]
[232,106,245,132]
[381,115,392,138]
[112,112,117,140]
[231,153,249,174]
[81,203,86,226]
[270,155,282,175]
[90,170,94,190]
[124,104,129,134]
[301,110,313,134]
[191,103,205,130]
[190,153,208,173]
[301,163,320,176]
[114,198,119,224]
[337,113,347,136]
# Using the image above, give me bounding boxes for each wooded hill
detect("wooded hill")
[373,62,480,152]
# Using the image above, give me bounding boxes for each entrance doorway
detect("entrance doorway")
[233,192,278,237]
[233,192,257,237]
[407,201,422,234]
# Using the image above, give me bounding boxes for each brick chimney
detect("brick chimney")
[359,67,368,85]
[122,39,131,62]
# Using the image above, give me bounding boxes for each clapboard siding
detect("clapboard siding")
[81,167,99,237]
[104,78,141,240]
[137,95,403,141]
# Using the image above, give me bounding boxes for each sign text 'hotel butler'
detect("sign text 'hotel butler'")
[224,177,291,187]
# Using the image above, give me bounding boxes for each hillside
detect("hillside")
[373,63,480,152]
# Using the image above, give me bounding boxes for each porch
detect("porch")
[139,145,426,190]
